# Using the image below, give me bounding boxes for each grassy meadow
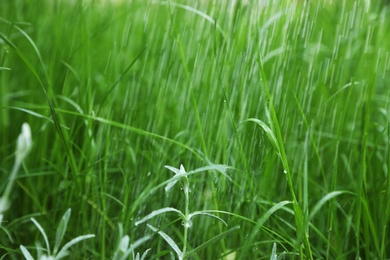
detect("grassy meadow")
[1,0,390,259]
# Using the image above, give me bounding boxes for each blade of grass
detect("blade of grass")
[147,224,183,260]
[53,209,71,254]
[96,46,147,116]
[0,33,78,183]
[257,56,313,259]
[185,226,240,258]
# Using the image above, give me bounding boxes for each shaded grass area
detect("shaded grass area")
[1,0,390,258]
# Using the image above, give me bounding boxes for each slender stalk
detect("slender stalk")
[1,123,32,215]
[182,176,190,258]
[2,160,21,202]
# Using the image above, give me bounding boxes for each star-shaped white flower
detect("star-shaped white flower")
[164,164,187,192]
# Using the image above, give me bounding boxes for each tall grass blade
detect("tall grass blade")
[257,54,313,259]
[97,46,147,116]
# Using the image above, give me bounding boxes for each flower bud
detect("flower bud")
[15,123,32,164]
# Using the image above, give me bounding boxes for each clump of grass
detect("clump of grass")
[112,223,151,260]
[135,164,237,259]
[20,208,95,260]
[1,0,390,258]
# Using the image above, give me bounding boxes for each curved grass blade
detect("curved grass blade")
[241,201,292,258]
[309,191,353,220]
[155,1,226,39]
[135,207,185,226]
[140,249,151,260]
[31,218,51,256]
[55,234,95,259]
[129,235,152,252]
[147,224,183,260]
[54,109,205,161]
[97,46,147,116]
[185,226,240,258]
[241,118,281,155]
[188,211,227,226]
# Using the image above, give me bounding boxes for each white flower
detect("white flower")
[165,164,186,176]
[15,123,32,164]
[164,164,187,192]
[0,123,32,222]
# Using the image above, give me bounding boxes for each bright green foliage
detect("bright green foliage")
[1,0,390,259]
[20,209,95,259]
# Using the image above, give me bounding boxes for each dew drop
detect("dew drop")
[185,220,193,228]
[182,220,193,228]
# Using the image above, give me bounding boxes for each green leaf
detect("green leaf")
[54,208,71,254]
[309,191,353,220]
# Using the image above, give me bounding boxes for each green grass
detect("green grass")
[1,0,390,258]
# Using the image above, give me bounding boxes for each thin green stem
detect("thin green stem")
[182,177,190,258]
[2,160,22,205]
